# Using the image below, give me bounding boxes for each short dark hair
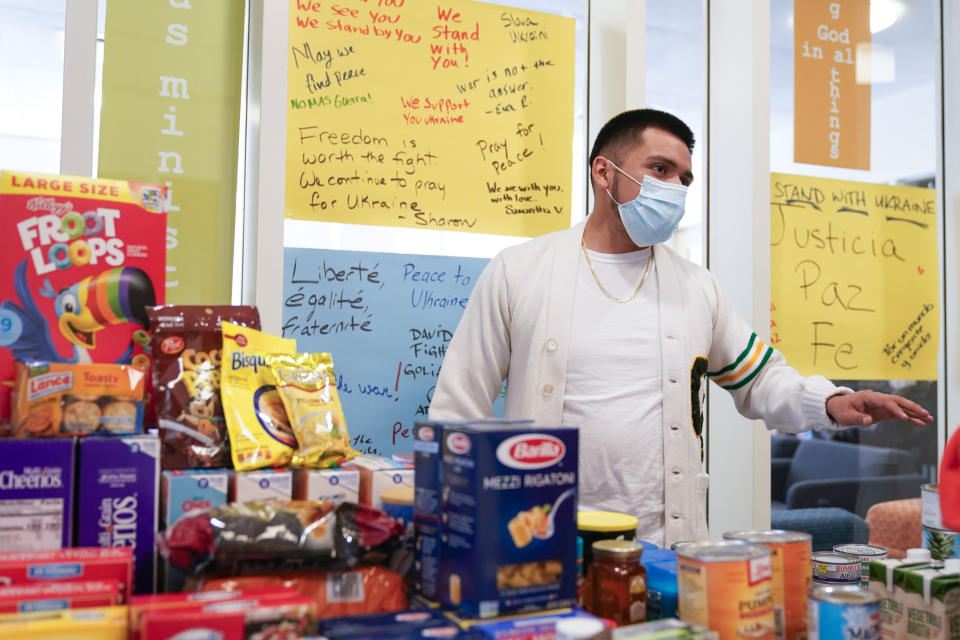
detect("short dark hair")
[588,109,695,169]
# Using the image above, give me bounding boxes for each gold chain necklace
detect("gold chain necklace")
[580,240,654,304]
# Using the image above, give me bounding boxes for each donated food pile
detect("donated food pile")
[1,172,959,638]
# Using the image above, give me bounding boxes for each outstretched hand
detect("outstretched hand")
[825,390,933,428]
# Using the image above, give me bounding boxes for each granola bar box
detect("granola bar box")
[76,435,160,595]
[0,171,166,424]
[440,424,578,618]
[0,438,75,549]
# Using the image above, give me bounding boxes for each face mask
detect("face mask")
[604,159,688,246]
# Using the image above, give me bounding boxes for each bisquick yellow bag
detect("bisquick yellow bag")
[265,353,359,468]
[221,322,297,470]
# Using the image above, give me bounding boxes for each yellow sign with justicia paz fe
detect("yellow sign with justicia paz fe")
[770,173,937,380]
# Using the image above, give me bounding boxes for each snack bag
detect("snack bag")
[11,360,146,436]
[221,322,297,470]
[149,305,261,469]
[265,353,359,468]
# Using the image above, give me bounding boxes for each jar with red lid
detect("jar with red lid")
[585,539,647,626]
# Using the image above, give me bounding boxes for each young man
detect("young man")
[428,109,931,546]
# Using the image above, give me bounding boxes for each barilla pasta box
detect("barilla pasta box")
[0,438,74,549]
[0,171,166,422]
[414,421,446,601]
[317,609,452,638]
[159,469,229,592]
[129,587,300,640]
[293,468,360,502]
[343,454,415,510]
[75,435,160,595]
[0,547,133,602]
[0,579,123,613]
[229,468,294,503]
[468,609,604,640]
[0,605,128,639]
[441,424,579,618]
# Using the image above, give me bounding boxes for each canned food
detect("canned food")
[807,585,881,640]
[677,540,775,640]
[811,551,861,587]
[725,530,812,640]
[832,544,887,588]
[921,524,960,561]
[921,483,941,529]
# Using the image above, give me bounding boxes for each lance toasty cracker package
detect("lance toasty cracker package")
[221,322,297,470]
[149,306,260,469]
[0,171,166,423]
[11,360,146,436]
[264,352,358,468]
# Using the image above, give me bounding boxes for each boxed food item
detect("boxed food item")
[867,549,934,638]
[0,547,133,602]
[75,435,160,595]
[0,604,128,639]
[890,560,960,640]
[11,361,146,436]
[0,438,74,550]
[415,421,446,601]
[229,468,294,503]
[293,468,360,502]
[129,587,300,640]
[613,618,718,639]
[0,171,166,423]
[140,594,315,640]
[0,579,122,613]
[148,305,260,469]
[344,454,414,511]
[441,424,579,618]
[159,468,229,592]
[317,609,451,638]
[466,609,604,640]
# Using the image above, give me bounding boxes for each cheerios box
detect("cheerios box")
[0,171,166,423]
[76,435,160,595]
[440,424,578,618]
[0,438,74,550]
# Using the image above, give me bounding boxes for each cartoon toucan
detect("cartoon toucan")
[0,259,156,363]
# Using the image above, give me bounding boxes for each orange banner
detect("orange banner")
[794,0,871,170]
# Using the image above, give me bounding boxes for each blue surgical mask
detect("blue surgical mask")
[605,159,688,246]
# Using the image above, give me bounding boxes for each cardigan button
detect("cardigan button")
[541,384,555,397]
[670,424,680,431]
[546,339,558,352]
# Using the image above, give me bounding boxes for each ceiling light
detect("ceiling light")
[871,0,904,34]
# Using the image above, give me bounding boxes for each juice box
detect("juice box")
[75,435,160,595]
[441,424,578,618]
[229,468,293,503]
[893,561,960,640]
[0,171,166,422]
[292,468,360,502]
[0,438,74,549]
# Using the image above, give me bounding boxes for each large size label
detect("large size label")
[0,498,63,551]
[678,556,775,640]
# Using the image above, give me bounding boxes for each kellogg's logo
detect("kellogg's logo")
[496,434,566,470]
[446,432,471,455]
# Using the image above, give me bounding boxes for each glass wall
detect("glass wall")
[0,0,66,173]
[769,0,940,547]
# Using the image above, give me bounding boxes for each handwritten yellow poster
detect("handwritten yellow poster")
[285,0,575,236]
[770,173,938,380]
[794,0,871,170]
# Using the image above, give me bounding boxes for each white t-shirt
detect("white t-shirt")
[562,246,665,546]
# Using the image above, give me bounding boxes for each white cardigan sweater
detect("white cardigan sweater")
[429,219,843,544]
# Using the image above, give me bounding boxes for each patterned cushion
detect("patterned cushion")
[866,498,922,559]
[770,507,869,551]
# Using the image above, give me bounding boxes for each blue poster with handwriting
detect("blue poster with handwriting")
[282,247,500,455]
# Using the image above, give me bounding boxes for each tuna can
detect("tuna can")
[921,483,941,529]
[807,585,881,640]
[811,551,861,587]
[724,530,812,640]
[831,544,887,588]
[676,540,775,640]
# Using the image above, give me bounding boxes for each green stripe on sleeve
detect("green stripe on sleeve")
[708,332,757,377]
[722,347,774,390]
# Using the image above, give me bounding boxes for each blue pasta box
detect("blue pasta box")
[76,435,159,595]
[414,421,446,601]
[469,609,604,640]
[317,609,452,639]
[0,438,75,550]
[441,424,578,618]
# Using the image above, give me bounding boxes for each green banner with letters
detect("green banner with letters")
[98,0,245,304]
